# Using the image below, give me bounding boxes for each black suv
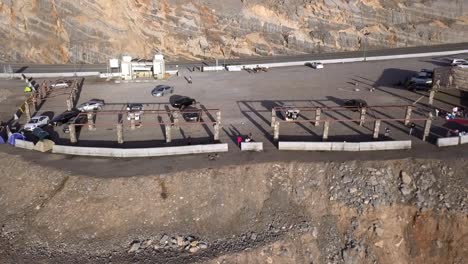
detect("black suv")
[50,110,80,126]
[170,95,196,109]
[343,99,368,111]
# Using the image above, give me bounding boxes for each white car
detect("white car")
[77,99,105,112]
[23,116,50,131]
[456,63,468,69]
[450,59,468,66]
[49,80,71,89]
[311,62,324,69]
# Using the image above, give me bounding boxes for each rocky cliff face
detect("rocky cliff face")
[0,0,468,63]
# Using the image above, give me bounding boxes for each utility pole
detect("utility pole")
[363,32,371,62]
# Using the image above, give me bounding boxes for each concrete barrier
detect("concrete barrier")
[15,139,34,150]
[279,141,411,151]
[0,72,100,79]
[203,66,225,72]
[279,142,332,151]
[241,142,263,152]
[226,65,243,71]
[52,143,228,157]
[359,141,412,151]
[460,135,468,145]
[436,136,460,147]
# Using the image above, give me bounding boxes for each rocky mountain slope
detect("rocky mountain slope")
[0,0,468,63]
[0,150,466,263]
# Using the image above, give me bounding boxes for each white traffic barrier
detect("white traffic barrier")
[279,141,412,151]
[14,139,34,150]
[436,136,460,147]
[203,66,225,72]
[279,141,332,151]
[460,135,468,145]
[241,142,263,151]
[359,141,412,151]
[52,143,228,157]
[0,72,100,79]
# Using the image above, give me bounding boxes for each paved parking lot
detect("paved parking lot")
[30,55,467,149]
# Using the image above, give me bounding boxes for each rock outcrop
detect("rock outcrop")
[0,0,468,63]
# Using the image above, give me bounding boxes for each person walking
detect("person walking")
[188,76,192,84]
[237,135,243,148]
[409,123,415,135]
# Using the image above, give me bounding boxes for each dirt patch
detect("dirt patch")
[0,152,466,263]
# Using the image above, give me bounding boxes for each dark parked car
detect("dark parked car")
[182,106,201,122]
[170,95,196,109]
[126,103,144,111]
[50,110,80,126]
[63,114,88,133]
[407,82,432,91]
[343,99,368,111]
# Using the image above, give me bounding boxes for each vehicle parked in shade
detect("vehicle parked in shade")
[151,85,174,97]
[49,110,80,126]
[170,95,196,109]
[182,106,201,122]
[63,114,88,134]
[126,103,144,121]
[23,115,50,131]
[77,99,105,112]
[343,99,368,111]
[407,82,432,91]
[450,58,468,66]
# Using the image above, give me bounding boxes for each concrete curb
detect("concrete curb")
[0,72,100,79]
[14,139,35,150]
[436,136,460,147]
[52,143,228,157]
[278,141,411,151]
[241,142,263,152]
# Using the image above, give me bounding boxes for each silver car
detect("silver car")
[23,115,50,131]
[151,85,174,97]
[77,99,105,112]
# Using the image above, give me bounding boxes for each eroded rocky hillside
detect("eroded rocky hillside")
[0,0,468,63]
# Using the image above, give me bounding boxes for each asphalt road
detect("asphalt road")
[2,42,468,73]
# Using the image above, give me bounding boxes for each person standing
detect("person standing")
[409,123,415,135]
[188,76,192,84]
[237,136,243,148]
[384,127,390,138]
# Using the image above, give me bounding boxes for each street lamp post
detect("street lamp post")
[363,32,370,62]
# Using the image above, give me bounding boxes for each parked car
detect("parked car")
[170,95,196,109]
[63,114,88,133]
[32,127,50,140]
[151,85,174,97]
[126,103,144,121]
[49,79,72,89]
[311,62,324,69]
[407,82,432,91]
[456,63,468,69]
[23,115,50,131]
[49,110,80,126]
[77,99,105,112]
[343,99,368,111]
[450,58,468,66]
[182,106,201,122]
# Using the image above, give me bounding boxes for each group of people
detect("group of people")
[237,133,253,147]
[443,106,467,120]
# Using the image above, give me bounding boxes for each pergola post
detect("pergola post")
[165,125,172,143]
[428,90,435,105]
[315,108,321,126]
[273,121,280,141]
[373,120,381,139]
[24,101,31,121]
[87,112,95,130]
[359,107,366,126]
[422,112,433,141]
[271,108,276,128]
[404,106,412,126]
[69,124,77,143]
[323,121,330,141]
[117,123,124,144]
